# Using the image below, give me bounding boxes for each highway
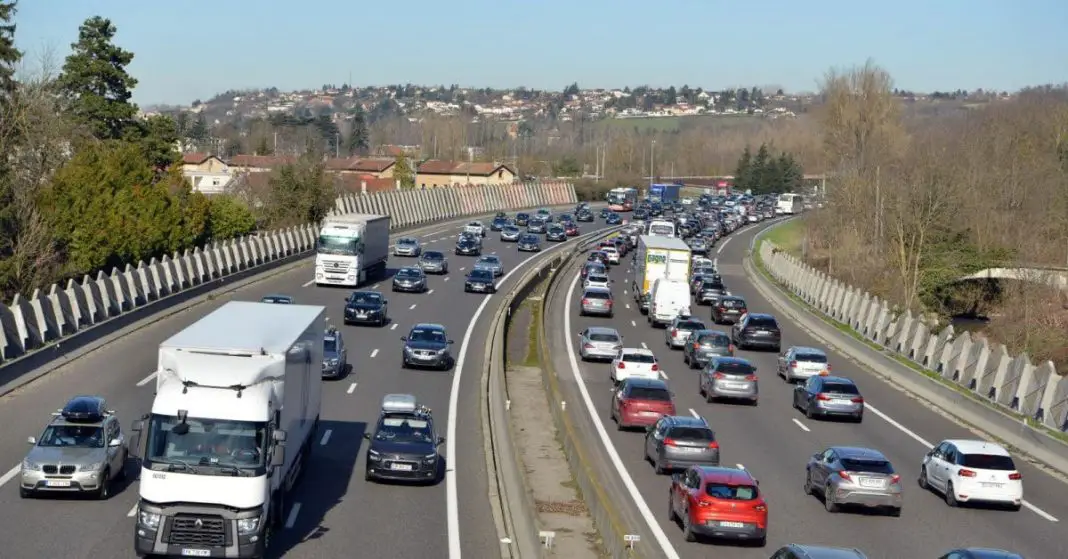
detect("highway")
[545,220,1068,559]
[0,209,611,559]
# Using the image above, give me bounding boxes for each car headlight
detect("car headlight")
[437,348,449,354]
[83,462,103,472]
[21,459,40,471]
[237,517,260,535]
[138,510,162,530]
[403,346,413,353]
[423,453,438,463]
[368,449,381,461]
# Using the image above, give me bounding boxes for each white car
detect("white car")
[919,439,1023,510]
[693,256,715,270]
[610,348,660,384]
[464,221,486,237]
[584,274,611,290]
[601,246,621,264]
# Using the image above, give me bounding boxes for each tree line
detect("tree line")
[733,143,804,194]
[0,5,329,302]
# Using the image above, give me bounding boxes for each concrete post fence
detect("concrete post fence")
[0,181,579,366]
[757,239,1068,433]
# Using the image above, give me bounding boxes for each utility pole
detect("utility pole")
[650,139,657,186]
[335,132,340,158]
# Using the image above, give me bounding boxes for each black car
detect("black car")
[515,212,530,226]
[600,207,611,218]
[937,549,1023,559]
[464,269,497,293]
[633,209,648,221]
[455,238,481,256]
[363,394,445,483]
[696,280,728,305]
[730,312,781,351]
[546,225,567,242]
[711,296,747,324]
[576,210,594,222]
[401,323,454,370]
[344,291,389,326]
[517,234,541,252]
[490,216,508,231]
[392,267,429,293]
[322,326,349,378]
[605,212,622,225]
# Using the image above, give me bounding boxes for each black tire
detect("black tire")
[918,466,930,490]
[18,487,30,499]
[96,470,111,500]
[945,482,958,507]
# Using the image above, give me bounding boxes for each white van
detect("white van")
[776,193,803,215]
[648,278,691,326]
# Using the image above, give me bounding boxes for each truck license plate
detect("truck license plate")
[181,549,211,557]
[391,463,413,471]
[45,480,71,487]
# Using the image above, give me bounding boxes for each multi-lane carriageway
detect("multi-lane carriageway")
[546,220,1068,559]
[0,212,616,559]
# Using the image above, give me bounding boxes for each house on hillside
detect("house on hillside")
[181,153,233,194]
[324,157,396,178]
[415,160,515,188]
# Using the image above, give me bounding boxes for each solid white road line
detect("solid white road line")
[127,504,138,517]
[409,304,417,310]
[370,349,379,358]
[391,323,398,330]
[320,430,332,446]
[301,278,315,287]
[136,371,157,387]
[562,272,681,559]
[640,342,648,349]
[0,465,18,488]
[459,267,465,271]
[444,277,450,282]
[625,303,630,309]
[792,418,811,432]
[284,502,302,529]
[737,464,746,470]
[372,283,380,290]
[347,382,358,395]
[428,289,435,295]
[689,408,700,418]
[448,232,604,559]
[659,370,669,380]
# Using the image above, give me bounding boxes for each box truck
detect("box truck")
[314,214,391,287]
[649,183,681,203]
[631,235,691,315]
[130,301,325,559]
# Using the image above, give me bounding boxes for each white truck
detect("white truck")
[632,235,691,315]
[314,214,391,287]
[130,301,325,559]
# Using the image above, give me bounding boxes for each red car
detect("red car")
[564,222,579,236]
[669,466,768,546]
[610,377,675,430]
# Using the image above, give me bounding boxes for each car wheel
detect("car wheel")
[681,512,697,542]
[96,470,111,500]
[803,470,814,495]
[667,493,677,523]
[18,487,31,499]
[944,482,958,507]
[824,485,839,512]
[918,466,930,490]
[117,452,129,480]
[805,402,816,419]
[654,458,665,475]
[888,507,902,517]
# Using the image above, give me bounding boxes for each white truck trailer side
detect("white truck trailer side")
[631,235,691,314]
[314,214,391,287]
[131,301,325,559]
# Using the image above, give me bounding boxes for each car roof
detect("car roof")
[695,466,756,484]
[478,255,500,261]
[622,377,667,389]
[830,446,888,461]
[620,347,654,356]
[782,544,868,558]
[720,296,745,302]
[746,312,776,320]
[398,267,422,273]
[583,286,612,295]
[790,346,826,355]
[695,329,729,337]
[398,237,417,242]
[585,326,620,336]
[351,290,380,296]
[664,415,709,428]
[422,250,444,256]
[412,323,445,331]
[954,549,1022,559]
[944,439,1010,456]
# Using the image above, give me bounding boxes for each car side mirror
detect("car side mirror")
[448,340,455,345]
[400,336,408,342]
[363,433,372,440]
[27,436,36,445]
[108,438,122,448]
[437,436,446,446]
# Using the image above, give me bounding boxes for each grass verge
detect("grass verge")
[761,218,804,256]
[752,238,1068,445]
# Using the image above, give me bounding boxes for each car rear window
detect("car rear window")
[677,321,705,330]
[721,299,745,309]
[840,459,894,474]
[715,362,754,375]
[959,453,1016,471]
[588,333,619,343]
[584,290,610,300]
[822,383,859,395]
[796,353,827,363]
[627,387,670,401]
[698,334,730,346]
[668,427,714,441]
[704,483,758,500]
[622,353,656,363]
[747,317,778,327]
[588,275,609,283]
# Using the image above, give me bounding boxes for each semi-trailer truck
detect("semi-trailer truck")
[130,301,325,558]
[314,214,391,286]
[631,235,691,315]
[649,183,681,203]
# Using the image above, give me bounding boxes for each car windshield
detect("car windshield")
[715,362,754,375]
[374,417,433,444]
[521,236,537,242]
[144,414,267,472]
[38,425,105,448]
[350,293,381,305]
[397,269,421,278]
[399,238,416,245]
[422,252,443,261]
[840,458,894,474]
[503,227,519,233]
[721,299,745,309]
[622,352,655,363]
[796,353,828,363]
[588,332,620,343]
[822,383,860,395]
[705,483,759,500]
[409,329,447,343]
[960,453,1016,470]
[479,257,500,265]
[470,270,493,280]
[627,387,670,401]
[669,427,714,441]
[262,296,290,304]
[324,338,338,353]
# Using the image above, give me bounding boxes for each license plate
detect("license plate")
[756,330,769,335]
[859,478,883,488]
[719,521,745,528]
[640,411,660,416]
[181,549,211,557]
[391,463,413,471]
[981,482,1003,488]
[831,399,853,405]
[356,312,367,318]
[723,382,749,389]
[677,447,703,453]
[45,480,71,487]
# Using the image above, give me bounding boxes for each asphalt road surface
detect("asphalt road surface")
[0,209,612,559]
[546,220,1067,559]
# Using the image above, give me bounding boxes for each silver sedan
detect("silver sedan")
[394,237,421,256]
[474,255,505,277]
[577,326,623,361]
[805,446,902,516]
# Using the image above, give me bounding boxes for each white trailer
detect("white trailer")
[131,301,325,559]
[314,214,391,287]
[631,235,691,314]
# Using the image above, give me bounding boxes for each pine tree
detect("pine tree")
[56,16,139,140]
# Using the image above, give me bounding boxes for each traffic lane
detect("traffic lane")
[573,247,1063,558]
[719,223,1068,523]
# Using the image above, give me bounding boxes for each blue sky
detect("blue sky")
[13,0,1068,105]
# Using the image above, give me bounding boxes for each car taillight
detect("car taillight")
[718,307,727,312]
[825,364,832,372]
[693,343,700,350]
[617,362,626,369]
[789,360,798,369]
[581,299,590,306]
[708,441,719,449]
[1009,472,1022,480]
[713,372,725,379]
[664,438,678,446]
[728,345,735,353]
[671,329,678,337]
[958,469,977,477]
[651,363,659,371]
[753,503,767,512]
[816,393,831,401]
[606,300,613,306]
[890,474,901,484]
[838,470,852,481]
[745,374,757,381]
[583,343,594,349]
[851,397,864,403]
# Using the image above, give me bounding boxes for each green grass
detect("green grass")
[762,219,805,257]
[752,239,1068,446]
[522,300,543,367]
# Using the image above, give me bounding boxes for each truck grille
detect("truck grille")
[42,465,76,475]
[166,514,229,547]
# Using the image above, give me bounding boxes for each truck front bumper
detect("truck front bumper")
[134,502,267,558]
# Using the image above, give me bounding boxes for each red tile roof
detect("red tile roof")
[416,160,514,176]
[228,154,297,169]
[324,157,397,172]
[182,152,214,165]
[333,173,396,194]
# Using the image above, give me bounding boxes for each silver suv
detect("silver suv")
[20,395,128,499]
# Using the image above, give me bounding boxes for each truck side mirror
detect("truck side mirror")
[270,448,285,469]
[273,430,288,443]
[130,419,144,432]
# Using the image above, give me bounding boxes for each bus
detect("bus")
[776,193,803,215]
[607,187,638,211]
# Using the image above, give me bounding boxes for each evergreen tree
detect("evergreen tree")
[346,106,369,156]
[56,16,139,140]
[0,1,18,103]
[752,143,771,189]
[188,113,209,145]
[394,153,415,188]
[733,146,752,192]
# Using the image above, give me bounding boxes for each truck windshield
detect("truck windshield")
[144,414,268,475]
[318,234,358,256]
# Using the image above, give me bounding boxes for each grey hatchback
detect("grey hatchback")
[682,330,734,369]
[643,415,719,474]
[769,544,869,559]
[793,375,864,422]
[580,287,614,317]
[699,357,759,405]
[577,326,624,361]
[804,446,903,516]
